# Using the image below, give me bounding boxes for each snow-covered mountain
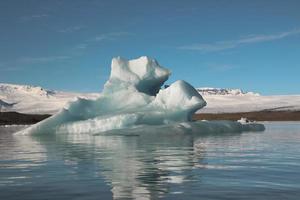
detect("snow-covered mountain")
[197,87,260,96]
[0,83,299,114]
[0,83,55,97]
[199,94,300,113]
[0,83,99,114]
[195,87,300,113]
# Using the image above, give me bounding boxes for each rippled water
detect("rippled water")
[1,122,300,200]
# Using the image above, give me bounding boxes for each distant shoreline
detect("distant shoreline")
[194,111,300,121]
[1,111,300,126]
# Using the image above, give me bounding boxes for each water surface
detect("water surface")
[1,122,300,199]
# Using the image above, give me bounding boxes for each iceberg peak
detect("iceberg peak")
[104,56,170,96]
[153,80,206,120]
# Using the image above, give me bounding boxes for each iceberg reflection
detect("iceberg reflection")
[33,128,245,199]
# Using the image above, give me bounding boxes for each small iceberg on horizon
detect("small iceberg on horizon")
[16,56,264,135]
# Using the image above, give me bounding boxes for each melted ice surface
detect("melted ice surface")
[16,56,264,135]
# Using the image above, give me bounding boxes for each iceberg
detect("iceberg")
[16,56,264,135]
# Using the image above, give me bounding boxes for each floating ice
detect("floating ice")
[16,56,264,135]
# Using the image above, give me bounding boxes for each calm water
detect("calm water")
[1,122,300,200]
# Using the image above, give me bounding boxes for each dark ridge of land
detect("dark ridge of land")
[0,112,51,125]
[193,111,300,121]
[1,111,300,126]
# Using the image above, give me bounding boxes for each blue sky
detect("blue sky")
[0,0,300,95]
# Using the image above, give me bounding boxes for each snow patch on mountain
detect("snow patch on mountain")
[197,87,260,96]
[199,95,300,113]
[0,99,16,110]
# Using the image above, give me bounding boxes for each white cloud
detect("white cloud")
[179,29,300,52]
[207,63,237,72]
[18,56,71,64]
[73,32,132,52]
[58,26,84,33]
[1,31,132,72]
[75,43,88,49]
[0,56,71,71]
[0,65,22,72]
[20,14,49,21]
[92,32,132,42]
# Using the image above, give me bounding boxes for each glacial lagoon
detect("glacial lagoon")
[1,122,300,200]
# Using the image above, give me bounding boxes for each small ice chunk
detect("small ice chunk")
[237,117,250,124]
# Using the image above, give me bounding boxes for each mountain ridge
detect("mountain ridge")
[197,87,260,96]
[0,83,299,114]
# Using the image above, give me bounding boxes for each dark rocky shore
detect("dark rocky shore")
[194,111,300,121]
[1,111,300,125]
[0,112,50,125]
